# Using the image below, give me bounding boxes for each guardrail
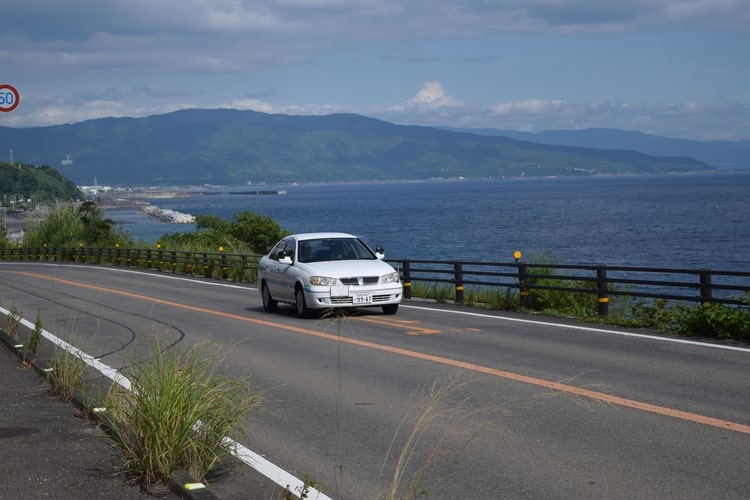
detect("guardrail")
[393,259,750,316]
[2,247,749,317]
[0,246,263,281]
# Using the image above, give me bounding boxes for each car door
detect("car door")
[266,239,296,302]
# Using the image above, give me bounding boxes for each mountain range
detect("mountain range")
[0,109,735,187]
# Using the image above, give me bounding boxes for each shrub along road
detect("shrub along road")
[2,261,750,499]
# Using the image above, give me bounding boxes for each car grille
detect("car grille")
[340,276,380,286]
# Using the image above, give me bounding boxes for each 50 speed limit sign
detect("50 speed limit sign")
[0,84,20,112]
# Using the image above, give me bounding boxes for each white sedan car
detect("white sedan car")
[258,232,402,317]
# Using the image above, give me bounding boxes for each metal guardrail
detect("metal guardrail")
[392,259,750,316]
[2,247,749,317]
[0,246,263,281]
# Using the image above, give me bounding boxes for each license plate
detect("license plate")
[330,286,349,297]
[353,294,372,304]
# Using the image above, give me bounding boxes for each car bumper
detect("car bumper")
[304,284,403,309]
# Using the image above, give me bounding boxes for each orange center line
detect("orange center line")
[11,270,750,435]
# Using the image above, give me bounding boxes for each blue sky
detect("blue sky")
[2,0,749,140]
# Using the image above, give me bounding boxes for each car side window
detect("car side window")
[281,242,293,260]
[269,241,288,261]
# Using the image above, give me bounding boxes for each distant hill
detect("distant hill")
[0,162,82,203]
[0,109,711,187]
[443,127,750,170]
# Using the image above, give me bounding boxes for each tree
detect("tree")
[195,214,232,233]
[78,201,119,246]
[230,211,289,254]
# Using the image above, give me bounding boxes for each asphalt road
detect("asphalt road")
[2,262,749,499]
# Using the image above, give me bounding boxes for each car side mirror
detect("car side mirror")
[279,256,293,265]
[375,246,385,260]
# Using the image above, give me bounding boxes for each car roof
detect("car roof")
[291,232,357,241]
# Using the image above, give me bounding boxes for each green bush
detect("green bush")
[160,210,290,256]
[23,201,132,248]
[522,252,598,316]
[672,301,750,340]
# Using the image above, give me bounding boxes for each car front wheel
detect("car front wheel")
[295,286,311,318]
[261,282,278,312]
[382,304,398,315]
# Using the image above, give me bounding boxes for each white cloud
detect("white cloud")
[490,99,567,115]
[401,82,464,111]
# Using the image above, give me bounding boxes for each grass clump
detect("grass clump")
[27,311,43,355]
[4,303,22,340]
[410,282,454,303]
[104,338,263,487]
[48,342,87,403]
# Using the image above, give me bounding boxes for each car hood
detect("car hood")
[298,259,397,277]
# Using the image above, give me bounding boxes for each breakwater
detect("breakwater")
[138,205,195,224]
[229,190,288,195]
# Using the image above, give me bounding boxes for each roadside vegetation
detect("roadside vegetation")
[158,211,289,255]
[22,201,132,248]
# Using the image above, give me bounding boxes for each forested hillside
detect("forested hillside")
[0,162,82,203]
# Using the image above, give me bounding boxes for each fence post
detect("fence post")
[454,261,464,303]
[518,262,530,309]
[203,252,210,277]
[220,248,228,278]
[699,270,712,303]
[402,260,411,299]
[596,265,609,318]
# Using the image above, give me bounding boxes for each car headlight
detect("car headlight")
[380,272,400,284]
[309,276,340,286]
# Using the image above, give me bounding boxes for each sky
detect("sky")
[1,0,749,141]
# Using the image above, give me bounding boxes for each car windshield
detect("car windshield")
[297,237,376,263]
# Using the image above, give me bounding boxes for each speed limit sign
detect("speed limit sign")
[0,84,20,112]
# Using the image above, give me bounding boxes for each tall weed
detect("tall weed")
[378,375,489,500]
[48,340,87,403]
[104,338,263,486]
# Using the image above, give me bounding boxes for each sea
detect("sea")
[106,171,750,272]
